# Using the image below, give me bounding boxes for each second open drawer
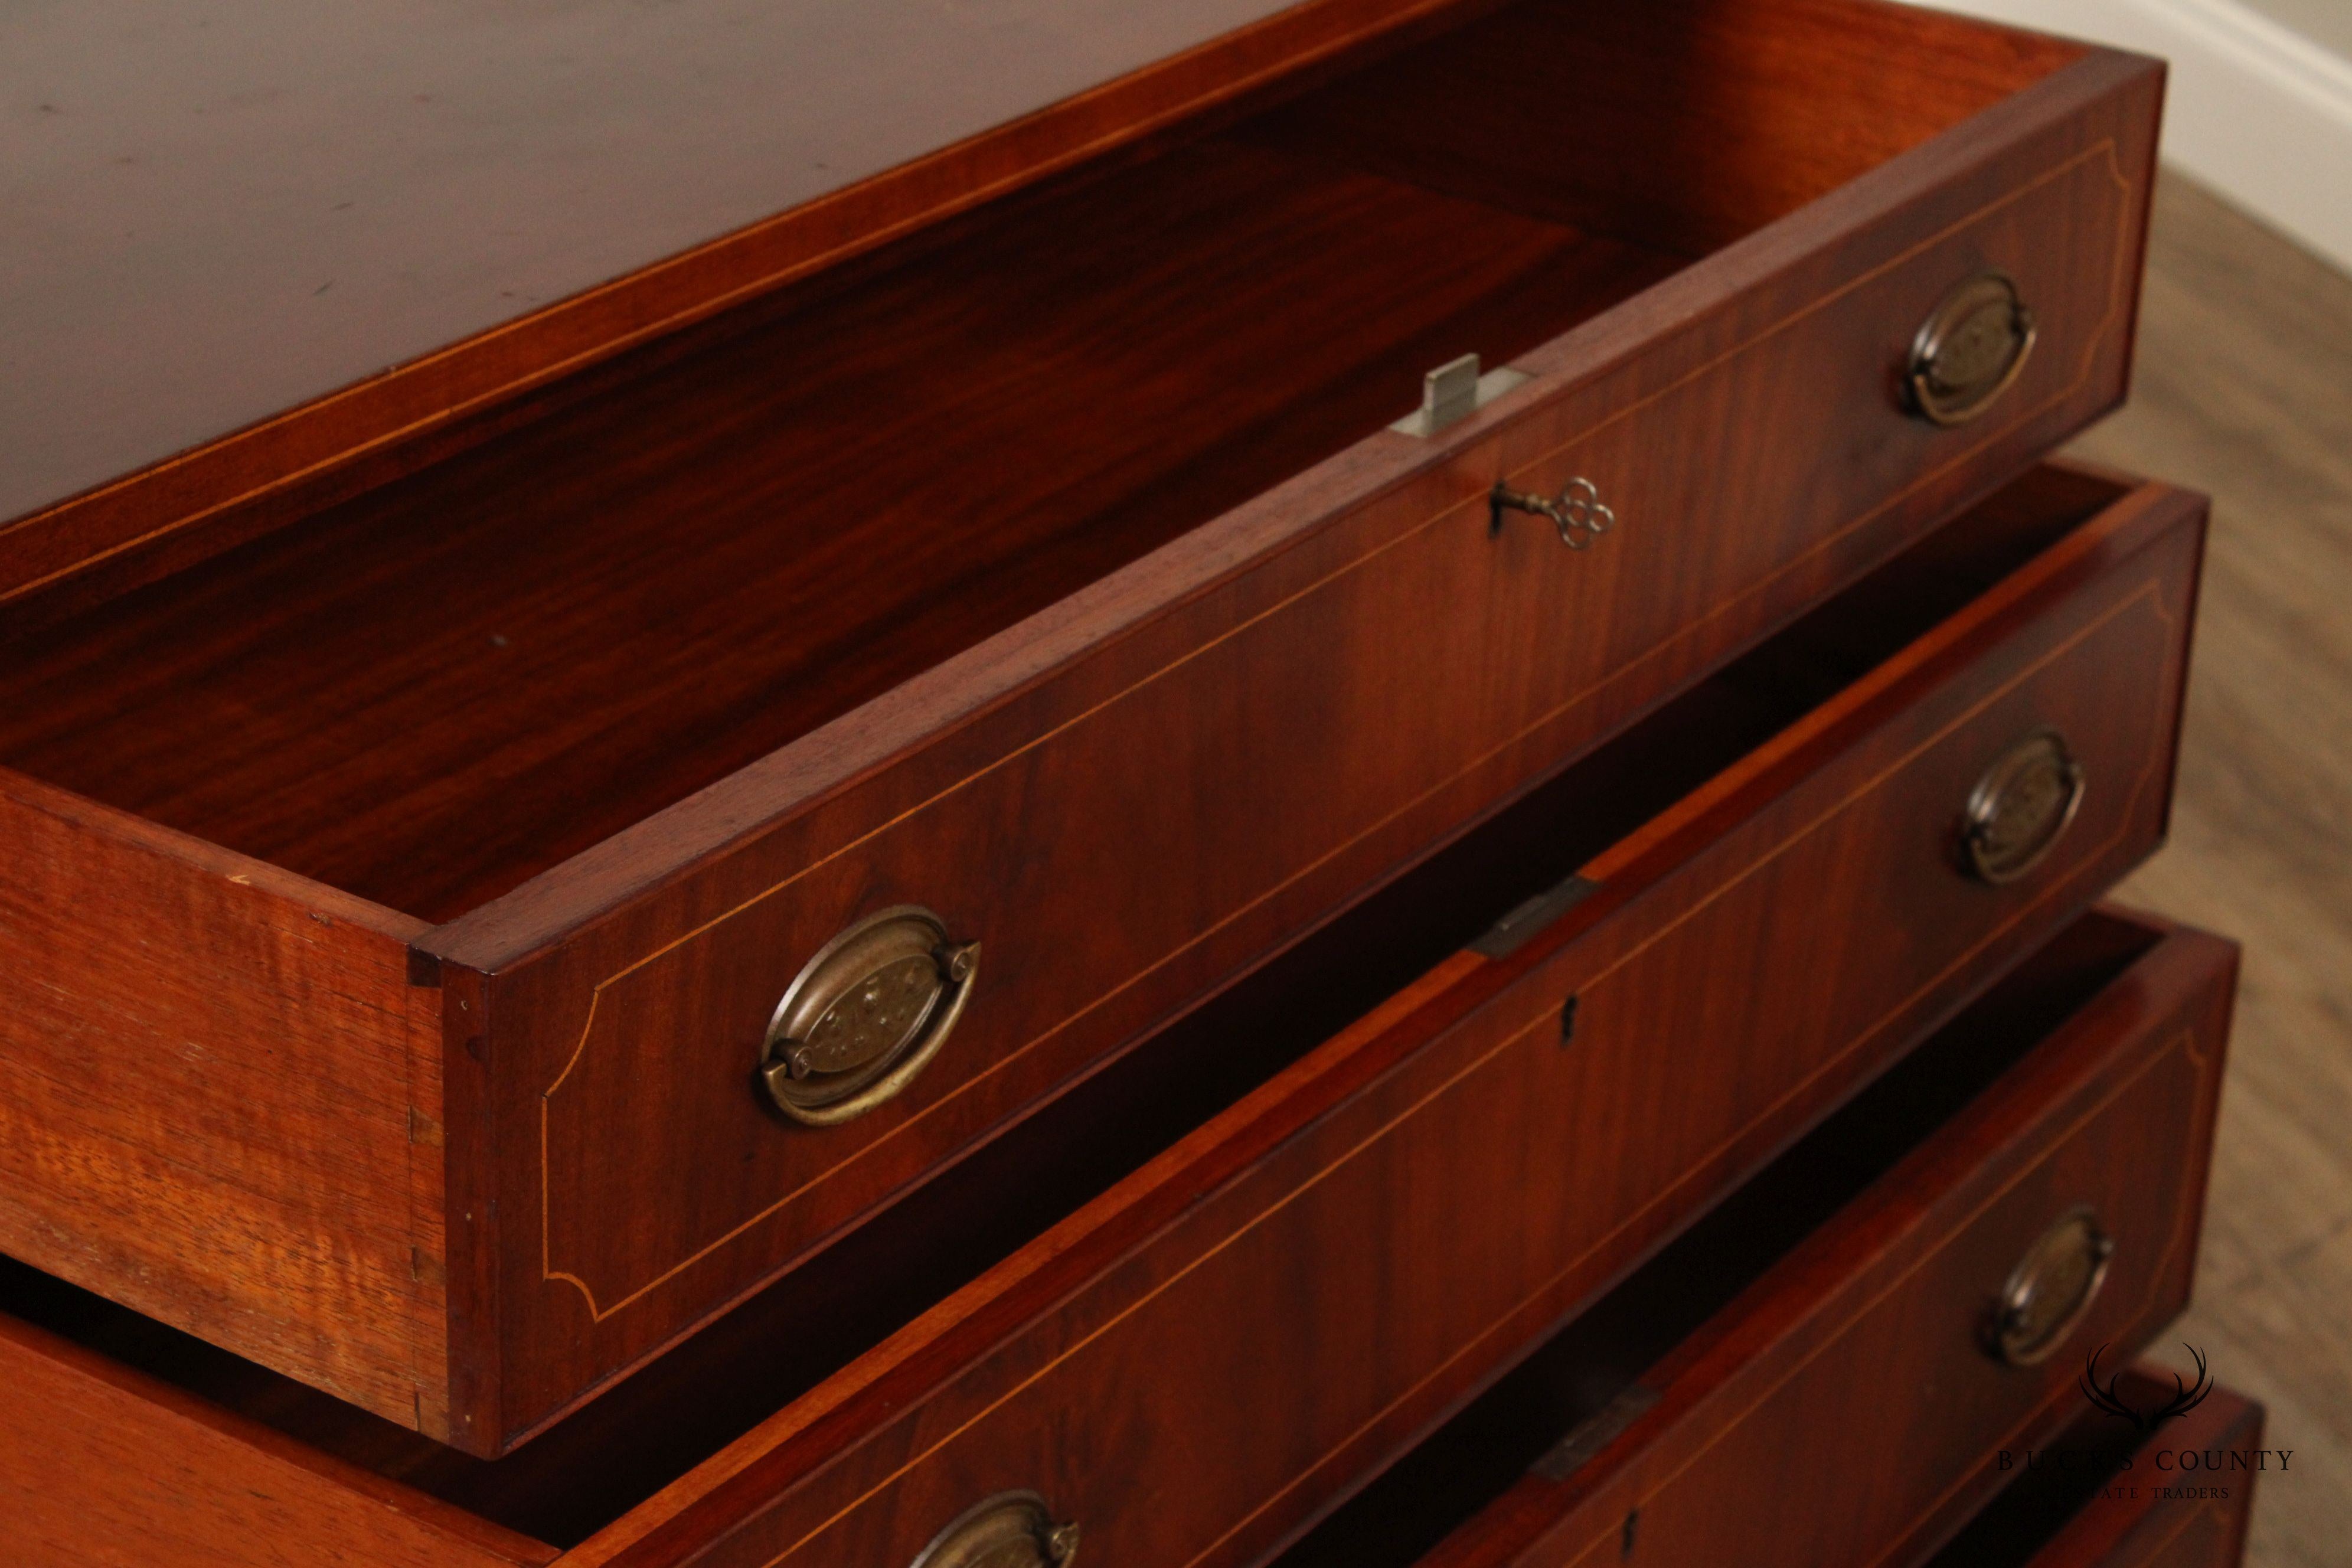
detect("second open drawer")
[1275,910,2236,1568]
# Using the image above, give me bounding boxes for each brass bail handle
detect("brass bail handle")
[759,904,980,1128]
[1987,1207,2116,1366]
[1961,728,2086,885]
[1907,270,2038,427]
[1492,475,1616,549]
[910,1492,1080,1568]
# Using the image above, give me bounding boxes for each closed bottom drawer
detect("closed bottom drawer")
[1276,909,2236,1568]
[0,463,2202,1567]
[1929,1370,2264,1567]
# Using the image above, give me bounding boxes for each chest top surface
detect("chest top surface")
[1,0,1311,528]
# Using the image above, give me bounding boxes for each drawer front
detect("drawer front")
[1413,922,2237,1568]
[452,51,2163,1443]
[2017,1386,2264,1568]
[1925,1374,2265,1568]
[0,1312,550,1568]
[570,485,2203,1566]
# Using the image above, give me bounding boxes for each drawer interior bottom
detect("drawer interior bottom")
[0,463,2133,1546]
[0,126,1674,922]
[1269,908,2168,1568]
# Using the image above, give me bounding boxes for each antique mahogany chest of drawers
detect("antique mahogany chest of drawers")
[0,0,2255,1562]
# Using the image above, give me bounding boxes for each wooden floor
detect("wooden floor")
[2075,175,2352,1567]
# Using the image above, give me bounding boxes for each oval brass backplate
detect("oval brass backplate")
[910,1492,1079,1568]
[1987,1207,2115,1366]
[759,905,978,1128]
[1962,728,2086,885]
[1907,271,2037,426]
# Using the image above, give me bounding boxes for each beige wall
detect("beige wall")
[2242,0,2352,60]
[1923,0,2352,273]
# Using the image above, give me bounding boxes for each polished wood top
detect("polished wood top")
[0,0,1322,528]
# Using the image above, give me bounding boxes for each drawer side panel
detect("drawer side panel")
[0,770,449,1435]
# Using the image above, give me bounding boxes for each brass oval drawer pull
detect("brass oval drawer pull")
[1491,476,1616,549]
[759,905,979,1127]
[912,1491,1080,1568]
[1907,270,2037,426]
[1987,1206,2115,1366]
[1961,728,2085,884]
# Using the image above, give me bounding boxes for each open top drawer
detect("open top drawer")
[0,0,2162,1451]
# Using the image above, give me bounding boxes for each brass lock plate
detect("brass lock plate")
[760,905,978,1126]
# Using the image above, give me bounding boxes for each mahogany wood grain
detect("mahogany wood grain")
[454,42,2155,1448]
[0,0,2085,625]
[1263,909,2170,1568]
[0,469,2193,1462]
[0,769,452,1437]
[1927,1376,2265,1567]
[0,1312,551,1568]
[1345,917,2237,1568]
[0,2,2143,927]
[0,1,2164,1451]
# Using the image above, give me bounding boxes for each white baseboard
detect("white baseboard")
[1912,0,2352,275]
